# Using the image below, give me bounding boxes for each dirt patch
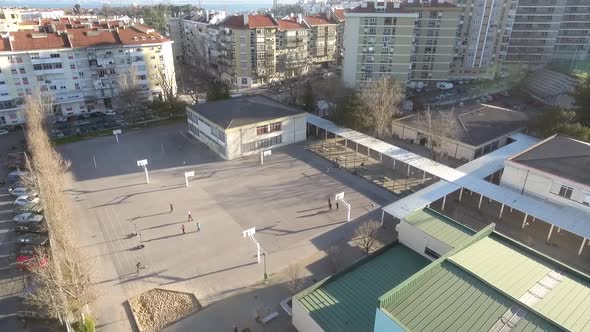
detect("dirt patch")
[129,288,201,332]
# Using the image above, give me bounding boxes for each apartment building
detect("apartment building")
[329,8,346,65]
[303,13,340,66]
[343,0,459,88]
[505,0,590,68]
[451,0,516,79]
[218,14,279,88]
[0,21,175,126]
[0,8,23,32]
[276,17,310,79]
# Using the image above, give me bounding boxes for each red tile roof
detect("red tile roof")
[277,18,305,30]
[68,29,118,47]
[10,31,69,51]
[20,20,39,26]
[304,14,336,26]
[332,9,345,22]
[221,14,278,29]
[116,26,169,45]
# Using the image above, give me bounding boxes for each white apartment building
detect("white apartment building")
[0,21,175,126]
[186,94,307,160]
[501,134,590,212]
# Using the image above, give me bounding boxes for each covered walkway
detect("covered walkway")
[306,115,590,260]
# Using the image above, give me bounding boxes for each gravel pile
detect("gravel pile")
[129,288,201,332]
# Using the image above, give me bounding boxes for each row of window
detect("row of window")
[242,135,282,153]
[33,63,63,71]
[256,122,282,135]
[473,140,499,159]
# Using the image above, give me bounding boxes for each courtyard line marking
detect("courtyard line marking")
[109,206,144,274]
[105,207,135,276]
[94,209,126,277]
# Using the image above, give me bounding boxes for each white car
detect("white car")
[13,213,44,223]
[14,195,40,206]
[437,82,454,90]
[9,187,38,197]
[104,110,116,116]
[0,128,8,135]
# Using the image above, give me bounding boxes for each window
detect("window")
[22,77,28,85]
[19,67,25,74]
[241,78,248,85]
[242,135,282,152]
[50,53,60,58]
[70,64,76,69]
[256,122,281,135]
[74,83,80,90]
[558,185,573,199]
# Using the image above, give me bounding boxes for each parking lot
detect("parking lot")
[59,123,396,331]
[0,130,26,331]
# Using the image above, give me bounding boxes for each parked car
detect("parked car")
[15,220,47,234]
[56,116,67,123]
[7,170,29,184]
[16,255,48,272]
[15,233,49,246]
[19,245,39,256]
[0,128,8,135]
[104,110,116,116]
[9,187,38,197]
[50,129,64,139]
[13,203,43,215]
[13,213,44,224]
[437,82,454,90]
[14,195,40,206]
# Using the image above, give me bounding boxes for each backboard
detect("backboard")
[185,171,195,177]
[242,227,255,237]
[113,129,122,135]
[335,192,344,201]
[263,150,272,157]
[137,159,148,167]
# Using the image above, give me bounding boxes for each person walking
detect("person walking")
[187,211,193,222]
[136,261,141,275]
[196,222,200,232]
[336,201,339,211]
[181,224,185,234]
[328,198,332,211]
[169,203,173,213]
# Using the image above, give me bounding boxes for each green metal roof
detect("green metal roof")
[384,262,564,332]
[449,235,590,331]
[404,208,475,247]
[297,244,429,332]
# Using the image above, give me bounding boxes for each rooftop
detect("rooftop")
[396,104,528,147]
[404,208,475,247]
[188,95,306,130]
[509,134,590,186]
[304,13,337,26]
[296,244,429,332]
[346,1,455,15]
[384,261,563,332]
[221,14,278,29]
[449,236,590,331]
[277,18,306,30]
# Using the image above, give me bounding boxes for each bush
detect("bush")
[76,317,95,332]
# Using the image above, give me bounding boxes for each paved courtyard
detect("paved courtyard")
[59,123,396,331]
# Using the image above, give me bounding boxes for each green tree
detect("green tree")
[206,82,230,101]
[302,82,315,112]
[332,94,364,130]
[74,4,81,14]
[530,107,590,142]
[572,75,590,126]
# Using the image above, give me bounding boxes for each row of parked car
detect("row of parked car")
[6,168,49,273]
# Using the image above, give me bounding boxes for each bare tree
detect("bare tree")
[151,64,176,102]
[359,76,404,138]
[353,220,381,255]
[285,263,305,295]
[23,91,96,327]
[414,107,463,161]
[116,67,146,124]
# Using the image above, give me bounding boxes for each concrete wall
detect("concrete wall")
[500,162,590,212]
[342,14,360,88]
[396,221,453,260]
[391,122,475,161]
[374,308,406,332]
[225,113,307,160]
[292,298,324,332]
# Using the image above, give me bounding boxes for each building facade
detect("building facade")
[276,17,310,79]
[303,13,340,66]
[0,21,175,126]
[500,134,590,212]
[343,0,459,88]
[451,0,516,79]
[186,95,307,160]
[505,0,590,68]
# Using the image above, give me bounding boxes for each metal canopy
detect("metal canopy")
[307,115,590,239]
